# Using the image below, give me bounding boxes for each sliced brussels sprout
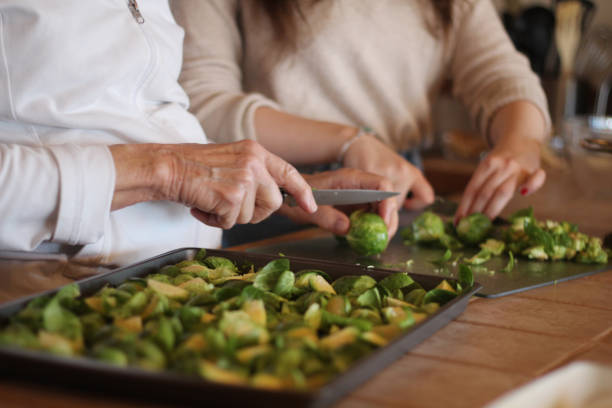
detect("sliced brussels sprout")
[147,279,189,301]
[325,295,351,316]
[304,303,323,330]
[456,213,492,245]
[320,327,359,351]
[378,273,415,292]
[219,311,269,347]
[242,299,267,326]
[356,287,382,309]
[332,275,376,297]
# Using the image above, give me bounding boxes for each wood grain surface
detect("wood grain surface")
[0,167,610,408]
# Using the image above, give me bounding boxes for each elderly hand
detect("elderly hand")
[110,140,317,229]
[342,133,435,211]
[277,168,400,237]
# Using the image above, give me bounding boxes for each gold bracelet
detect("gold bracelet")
[337,126,373,163]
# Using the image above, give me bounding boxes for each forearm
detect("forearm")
[488,100,548,148]
[254,106,358,165]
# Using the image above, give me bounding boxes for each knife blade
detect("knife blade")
[281,189,399,206]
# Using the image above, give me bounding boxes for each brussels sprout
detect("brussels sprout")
[410,211,445,243]
[381,307,415,329]
[253,259,290,292]
[178,278,214,295]
[423,288,456,305]
[219,311,269,347]
[332,275,376,297]
[345,210,388,256]
[404,288,426,306]
[242,299,267,326]
[43,285,83,341]
[93,346,128,367]
[576,237,608,264]
[147,279,189,301]
[356,288,382,309]
[0,324,39,349]
[480,239,505,256]
[320,327,359,351]
[322,311,372,332]
[522,245,549,261]
[378,273,415,292]
[203,256,239,273]
[456,213,492,245]
[326,296,351,316]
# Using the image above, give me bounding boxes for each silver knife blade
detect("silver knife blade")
[282,189,399,206]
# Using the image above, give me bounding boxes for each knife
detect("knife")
[281,188,399,206]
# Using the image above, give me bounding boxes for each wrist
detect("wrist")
[337,126,376,164]
[110,144,165,209]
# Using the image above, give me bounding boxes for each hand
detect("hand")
[342,133,435,211]
[277,168,399,237]
[110,140,317,229]
[454,136,546,222]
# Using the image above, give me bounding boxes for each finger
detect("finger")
[517,169,546,197]
[404,173,435,210]
[482,175,519,219]
[280,205,351,235]
[455,158,501,222]
[468,161,519,215]
[236,182,256,224]
[264,152,317,214]
[191,208,230,229]
[386,208,399,238]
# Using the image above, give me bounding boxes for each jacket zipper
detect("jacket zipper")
[127,0,145,24]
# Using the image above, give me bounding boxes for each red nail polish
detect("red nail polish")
[520,188,528,196]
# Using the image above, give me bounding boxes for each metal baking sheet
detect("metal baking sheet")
[0,248,480,408]
[247,233,611,298]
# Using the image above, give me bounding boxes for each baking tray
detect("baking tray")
[0,248,480,408]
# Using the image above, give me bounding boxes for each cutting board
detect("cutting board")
[246,213,611,298]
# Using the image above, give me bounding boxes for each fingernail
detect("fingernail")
[520,187,528,196]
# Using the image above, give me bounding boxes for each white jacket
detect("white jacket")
[0,0,221,265]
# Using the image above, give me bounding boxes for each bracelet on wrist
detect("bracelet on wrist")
[337,126,373,163]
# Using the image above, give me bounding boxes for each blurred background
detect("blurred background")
[428,0,612,201]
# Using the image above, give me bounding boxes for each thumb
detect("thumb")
[404,173,435,210]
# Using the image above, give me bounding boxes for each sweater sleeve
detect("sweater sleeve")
[171,0,280,144]
[0,143,114,251]
[448,0,551,140]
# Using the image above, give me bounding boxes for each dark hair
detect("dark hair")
[256,0,455,50]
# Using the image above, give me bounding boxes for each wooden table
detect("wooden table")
[1,167,611,408]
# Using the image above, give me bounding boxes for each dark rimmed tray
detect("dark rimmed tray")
[0,248,481,408]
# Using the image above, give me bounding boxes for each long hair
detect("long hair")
[256,0,455,51]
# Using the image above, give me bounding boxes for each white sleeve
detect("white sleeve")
[171,0,280,144]
[0,143,115,251]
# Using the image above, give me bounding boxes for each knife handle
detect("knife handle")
[279,188,297,207]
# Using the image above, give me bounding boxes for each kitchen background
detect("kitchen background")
[433,0,612,160]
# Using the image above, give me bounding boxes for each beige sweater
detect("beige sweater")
[172,0,550,153]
